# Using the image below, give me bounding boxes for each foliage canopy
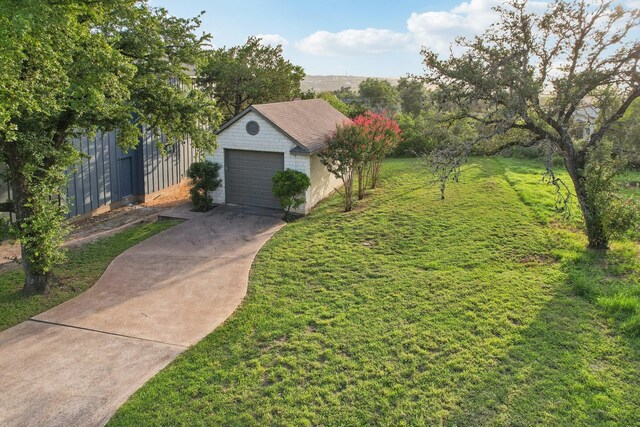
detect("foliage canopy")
[397,77,427,116]
[199,36,305,120]
[0,0,223,292]
[422,0,640,249]
[358,78,400,115]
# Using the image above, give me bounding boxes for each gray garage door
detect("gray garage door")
[225,149,284,209]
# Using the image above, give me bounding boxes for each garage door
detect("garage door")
[225,149,284,209]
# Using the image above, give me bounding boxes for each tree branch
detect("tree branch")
[589,85,640,147]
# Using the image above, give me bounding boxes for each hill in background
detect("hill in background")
[301,75,400,94]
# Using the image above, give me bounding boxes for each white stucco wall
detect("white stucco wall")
[207,112,307,213]
[308,153,342,210]
[208,111,343,214]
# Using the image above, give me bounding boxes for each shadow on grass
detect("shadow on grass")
[446,243,640,426]
[566,244,640,337]
[448,281,640,425]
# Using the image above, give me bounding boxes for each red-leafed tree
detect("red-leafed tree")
[353,112,402,196]
[322,113,401,211]
[320,122,365,212]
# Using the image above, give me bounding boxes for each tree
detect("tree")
[358,78,400,114]
[272,169,311,220]
[187,161,222,212]
[394,112,450,157]
[332,86,359,103]
[609,98,640,167]
[199,37,305,120]
[321,114,400,207]
[397,77,427,115]
[394,113,430,156]
[0,1,223,293]
[352,112,402,192]
[318,92,352,117]
[320,123,366,212]
[331,86,368,118]
[394,95,480,158]
[422,0,639,249]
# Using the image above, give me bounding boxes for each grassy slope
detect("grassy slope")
[110,158,640,426]
[0,220,180,331]
[497,157,640,334]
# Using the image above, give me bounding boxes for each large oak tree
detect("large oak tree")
[199,36,305,120]
[358,78,400,115]
[0,0,222,293]
[397,77,427,116]
[422,0,639,249]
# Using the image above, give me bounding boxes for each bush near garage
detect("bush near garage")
[272,169,311,221]
[187,161,222,212]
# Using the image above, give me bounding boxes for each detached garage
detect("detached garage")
[209,99,347,214]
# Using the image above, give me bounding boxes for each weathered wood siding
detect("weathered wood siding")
[141,129,197,196]
[66,131,117,217]
[0,164,13,222]
[0,128,198,219]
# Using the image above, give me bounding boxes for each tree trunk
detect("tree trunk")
[342,171,354,212]
[22,247,51,294]
[575,186,608,249]
[357,166,366,200]
[11,177,52,293]
[564,151,609,249]
[369,160,382,189]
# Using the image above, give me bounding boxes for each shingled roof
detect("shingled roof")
[216,99,350,154]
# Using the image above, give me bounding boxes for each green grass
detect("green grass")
[495,157,640,334]
[110,158,640,426]
[0,219,180,331]
[617,168,640,199]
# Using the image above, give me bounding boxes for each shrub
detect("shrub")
[272,169,311,220]
[393,113,435,157]
[584,139,640,240]
[393,112,472,158]
[509,145,545,159]
[187,161,221,212]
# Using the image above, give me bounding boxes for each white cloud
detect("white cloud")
[297,28,414,56]
[256,34,289,46]
[408,0,550,54]
[407,0,504,54]
[296,0,551,57]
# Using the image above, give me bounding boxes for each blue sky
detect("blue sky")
[150,0,491,76]
[150,0,638,77]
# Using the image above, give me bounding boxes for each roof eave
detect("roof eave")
[216,105,311,154]
[214,106,256,135]
[289,146,312,155]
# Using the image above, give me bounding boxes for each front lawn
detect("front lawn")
[0,219,180,331]
[110,158,640,426]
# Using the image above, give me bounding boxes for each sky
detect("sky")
[150,0,639,78]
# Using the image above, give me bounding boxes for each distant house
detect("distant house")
[210,99,345,214]
[573,104,599,140]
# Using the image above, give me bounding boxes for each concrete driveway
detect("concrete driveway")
[0,205,284,427]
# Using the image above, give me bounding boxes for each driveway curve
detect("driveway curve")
[0,205,284,427]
